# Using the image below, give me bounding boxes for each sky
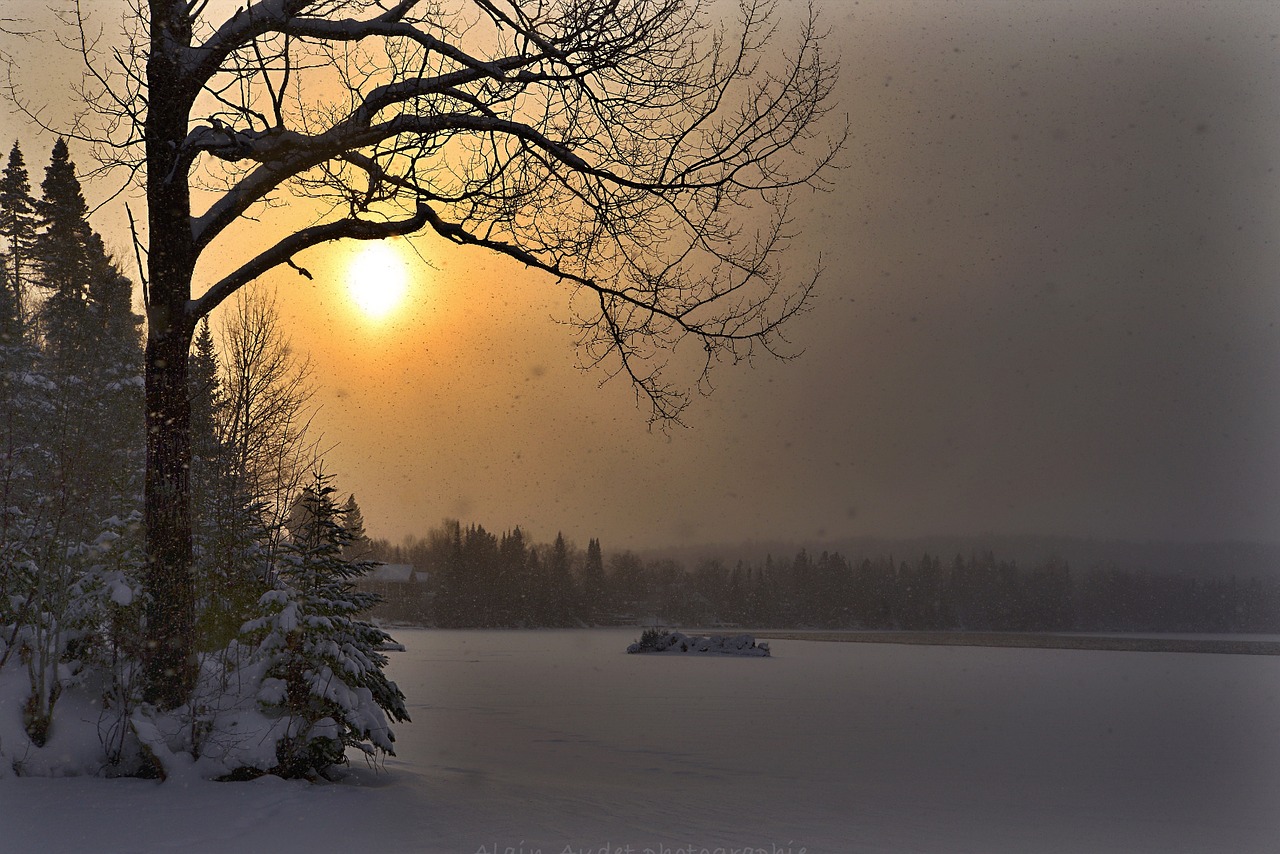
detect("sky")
[3,0,1280,550]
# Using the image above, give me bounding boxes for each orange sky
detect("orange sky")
[4,1,1280,551]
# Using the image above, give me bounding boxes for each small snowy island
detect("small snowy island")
[627,629,770,657]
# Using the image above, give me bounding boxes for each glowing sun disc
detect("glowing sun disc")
[348,241,410,319]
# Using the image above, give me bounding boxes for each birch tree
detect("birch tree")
[37,0,841,708]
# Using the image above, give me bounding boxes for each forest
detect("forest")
[0,138,405,779]
[365,523,1280,634]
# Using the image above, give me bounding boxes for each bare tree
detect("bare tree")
[31,0,842,708]
[217,287,321,544]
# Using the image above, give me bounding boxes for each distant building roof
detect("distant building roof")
[366,563,415,582]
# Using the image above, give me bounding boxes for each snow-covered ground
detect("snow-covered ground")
[3,628,1279,853]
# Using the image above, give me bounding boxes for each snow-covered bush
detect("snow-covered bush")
[627,630,771,657]
[0,478,411,783]
[0,508,149,775]
[634,627,674,652]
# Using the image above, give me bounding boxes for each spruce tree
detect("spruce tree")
[30,140,143,529]
[0,255,16,346]
[189,318,223,467]
[0,141,36,331]
[497,527,528,625]
[547,532,576,626]
[188,318,266,651]
[340,494,370,561]
[0,255,48,643]
[34,138,94,370]
[581,537,606,620]
[5,140,145,748]
[86,231,143,371]
[244,472,408,778]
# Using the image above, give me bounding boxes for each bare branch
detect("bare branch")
[192,202,430,318]
[126,203,150,305]
[65,0,841,426]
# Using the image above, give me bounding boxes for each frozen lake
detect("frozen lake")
[4,628,1280,853]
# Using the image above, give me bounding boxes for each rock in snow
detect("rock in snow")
[626,629,770,656]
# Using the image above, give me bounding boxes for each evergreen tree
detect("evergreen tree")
[82,230,144,511]
[245,472,408,779]
[85,230,143,370]
[0,138,143,751]
[0,255,16,346]
[341,494,370,562]
[461,524,500,625]
[524,547,545,624]
[28,139,143,526]
[34,138,94,369]
[0,141,37,331]
[188,318,265,651]
[189,318,223,466]
[0,301,50,642]
[581,537,605,619]
[609,551,646,613]
[497,527,529,625]
[434,521,467,626]
[546,532,576,626]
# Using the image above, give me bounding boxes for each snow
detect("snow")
[2,628,1279,853]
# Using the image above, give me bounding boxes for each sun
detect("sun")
[347,241,411,319]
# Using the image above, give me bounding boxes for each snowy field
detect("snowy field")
[3,628,1279,854]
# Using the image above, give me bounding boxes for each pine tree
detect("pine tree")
[547,532,576,626]
[188,318,266,651]
[0,255,17,346]
[34,138,94,370]
[581,537,606,620]
[497,527,528,625]
[340,494,370,562]
[0,141,37,332]
[244,472,408,778]
[85,231,142,371]
[83,229,144,513]
[433,521,467,627]
[0,294,50,644]
[2,140,145,748]
[34,140,144,533]
[189,318,223,468]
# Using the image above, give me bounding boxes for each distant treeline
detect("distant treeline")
[366,522,1280,633]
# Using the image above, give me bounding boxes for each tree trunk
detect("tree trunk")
[142,0,199,709]
[142,323,196,708]
[141,201,199,709]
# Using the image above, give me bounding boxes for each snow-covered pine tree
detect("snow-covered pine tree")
[243,472,408,779]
